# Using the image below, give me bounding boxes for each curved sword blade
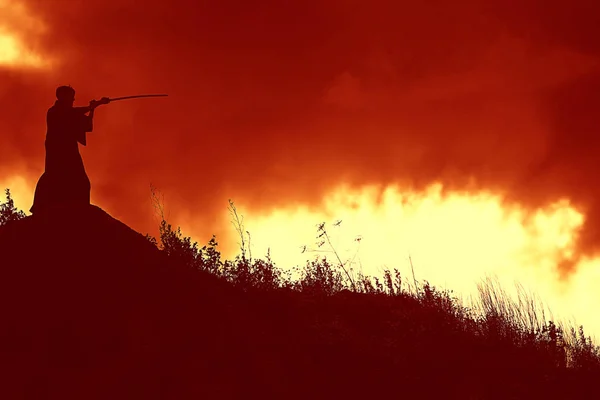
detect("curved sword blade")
[109,94,168,102]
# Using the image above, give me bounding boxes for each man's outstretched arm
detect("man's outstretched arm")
[73,97,109,114]
[73,106,92,114]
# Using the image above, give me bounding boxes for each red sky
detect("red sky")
[2,0,600,273]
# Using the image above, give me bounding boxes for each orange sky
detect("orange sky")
[2,0,600,332]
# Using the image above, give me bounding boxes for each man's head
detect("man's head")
[56,85,75,106]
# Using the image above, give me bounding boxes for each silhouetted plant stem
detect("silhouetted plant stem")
[318,222,356,290]
[228,200,249,262]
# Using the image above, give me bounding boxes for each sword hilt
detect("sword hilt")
[89,97,110,109]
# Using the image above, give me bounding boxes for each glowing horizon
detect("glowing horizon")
[182,182,598,341]
[3,174,599,341]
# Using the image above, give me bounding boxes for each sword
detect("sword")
[90,94,168,108]
[109,94,168,102]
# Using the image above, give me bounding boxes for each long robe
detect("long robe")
[30,102,93,215]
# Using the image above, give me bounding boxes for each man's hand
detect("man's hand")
[89,97,110,110]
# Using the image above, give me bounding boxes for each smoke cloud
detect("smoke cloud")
[1,0,600,273]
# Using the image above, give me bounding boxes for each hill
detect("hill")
[0,198,599,399]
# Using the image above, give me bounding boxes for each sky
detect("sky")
[1,0,600,336]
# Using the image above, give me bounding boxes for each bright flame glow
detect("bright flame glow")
[0,174,34,211]
[0,32,43,66]
[226,183,600,340]
[0,0,50,68]
[3,174,599,341]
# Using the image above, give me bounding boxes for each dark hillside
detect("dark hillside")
[0,200,598,399]
[0,206,262,398]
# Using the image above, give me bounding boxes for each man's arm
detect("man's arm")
[73,97,110,114]
[73,106,92,114]
[75,98,108,144]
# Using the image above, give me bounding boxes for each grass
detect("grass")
[148,188,600,371]
[2,186,600,398]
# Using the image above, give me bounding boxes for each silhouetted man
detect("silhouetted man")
[30,86,109,215]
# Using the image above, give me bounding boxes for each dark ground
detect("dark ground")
[0,205,597,399]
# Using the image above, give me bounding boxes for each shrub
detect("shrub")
[0,189,26,227]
